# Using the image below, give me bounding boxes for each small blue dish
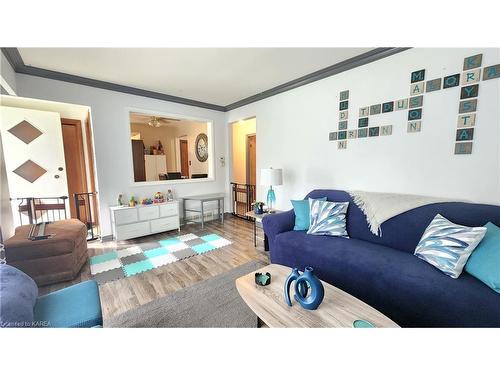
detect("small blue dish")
[352,319,375,328]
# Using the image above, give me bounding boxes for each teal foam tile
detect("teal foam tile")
[192,243,217,254]
[124,260,155,277]
[90,251,118,265]
[144,247,169,258]
[201,234,221,242]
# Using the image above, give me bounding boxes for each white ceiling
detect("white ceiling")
[18,48,373,106]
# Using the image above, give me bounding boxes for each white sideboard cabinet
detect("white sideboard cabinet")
[109,200,180,240]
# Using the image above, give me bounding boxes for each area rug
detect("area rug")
[105,260,265,327]
[90,233,232,284]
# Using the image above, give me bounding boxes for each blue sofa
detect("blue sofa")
[262,189,500,327]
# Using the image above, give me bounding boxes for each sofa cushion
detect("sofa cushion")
[414,214,486,278]
[271,230,500,327]
[465,222,500,293]
[307,199,349,237]
[291,197,326,231]
[33,280,102,328]
[0,264,38,327]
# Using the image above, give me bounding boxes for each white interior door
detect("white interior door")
[0,106,68,226]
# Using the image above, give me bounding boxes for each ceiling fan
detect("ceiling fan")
[131,113,181,127]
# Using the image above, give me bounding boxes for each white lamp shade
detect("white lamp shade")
[260,168,283,186]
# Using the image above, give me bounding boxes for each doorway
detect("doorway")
[180,139,189,177]
[230,117,257,218]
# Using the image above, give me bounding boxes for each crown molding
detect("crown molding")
[2,47,411,112]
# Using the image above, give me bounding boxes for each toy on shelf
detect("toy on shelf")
[166,189,174,202]
[118,194,124,206]
[141,198,153,205]
[153,191,165,203]
[129,196,137,207]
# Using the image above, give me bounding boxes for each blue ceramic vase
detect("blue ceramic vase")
[284,267,324,310]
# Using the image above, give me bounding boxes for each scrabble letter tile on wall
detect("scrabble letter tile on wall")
[411,69,425,83]
[358,117,369,128]
[483,64,500,80]
[461,69,481,84]
[426,78,442,92]
[456,128,474,141]
[382,101,394,113]
[408,108,423,120]
[409,95,423,108]
[443,74,460,89]
[339,101,349,110]
[359,107,370,117]
[338,140,347,149]
[459,99,477,113]
[329,132,338,141]
[340,90,349,101]
[370,104,381,115]
[338,131,347,140]
[457,114,476,128]
[369,127,380,137]
[407,121,422,133]
[348,130,357,139]
[460,84,479,99]
[410,82,424,96]
[381,125,393,136]
[357,128,368,138]
[463,54,482,70]
[339,121,348,130]
[455,142,473,155]
[395,99,408,110]
[339,111,348,120]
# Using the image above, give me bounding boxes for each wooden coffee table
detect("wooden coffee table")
[236,264,399,328]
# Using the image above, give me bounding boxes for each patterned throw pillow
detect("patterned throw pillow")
[306,199,349,237]
[414,214,487,278]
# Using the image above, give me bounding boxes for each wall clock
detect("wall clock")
[195,133,208,162]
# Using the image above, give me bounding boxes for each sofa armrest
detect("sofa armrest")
[262,209,295,242]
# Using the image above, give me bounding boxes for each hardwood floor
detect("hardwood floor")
[39,215,269,322]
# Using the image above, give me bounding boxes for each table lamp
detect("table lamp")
[260,168,283,213]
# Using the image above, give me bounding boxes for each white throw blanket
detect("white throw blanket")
[348,190,459,236]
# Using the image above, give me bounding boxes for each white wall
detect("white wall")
[227,48,500,210]
[0,51,16,95]
[15,75,228,237]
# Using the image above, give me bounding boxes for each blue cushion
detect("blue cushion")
[291,197,326,231]
[414,214,486,278]
[0,264,38,327]
[307,199,349,237]
[34,280,102,328]
[465,222,500,293]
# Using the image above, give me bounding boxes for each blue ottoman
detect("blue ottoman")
[34,280,103,328]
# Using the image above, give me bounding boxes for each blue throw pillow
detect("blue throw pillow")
[306,199,349,237]
[465,222,500,293]
[414,214,486,279]
[291,197,326,231]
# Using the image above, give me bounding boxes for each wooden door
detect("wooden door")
[84,111,99,227]
[180,139,189,177]
[131,140,146,181]
[246,134,256,185]
[61,118,88,218]
[0,107,69,227]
